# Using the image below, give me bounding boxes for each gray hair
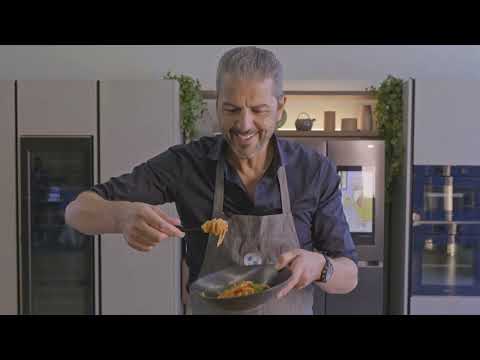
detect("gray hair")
[216,46,284,100]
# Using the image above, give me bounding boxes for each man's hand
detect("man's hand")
[118,203,185,252]
[275,249,325,299]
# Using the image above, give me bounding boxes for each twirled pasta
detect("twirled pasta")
[201,218,229,247]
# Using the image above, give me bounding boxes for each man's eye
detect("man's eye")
[224,108,239,113]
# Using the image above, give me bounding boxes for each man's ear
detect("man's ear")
[276,95,287,122]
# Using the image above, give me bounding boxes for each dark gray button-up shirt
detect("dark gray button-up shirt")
[91,134,358,284]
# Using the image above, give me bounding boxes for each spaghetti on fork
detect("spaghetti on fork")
[201,218,229,247]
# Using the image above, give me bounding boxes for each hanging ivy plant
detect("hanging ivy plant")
[163,71,207,143]
[367,75,404,205]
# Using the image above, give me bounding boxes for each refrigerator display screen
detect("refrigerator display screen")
[338,166,375,234]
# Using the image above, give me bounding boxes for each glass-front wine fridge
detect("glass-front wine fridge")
[19,136,95,314]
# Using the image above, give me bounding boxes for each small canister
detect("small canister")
[324,111,336,131]
[341,118,358,131]
[360,105,373,131]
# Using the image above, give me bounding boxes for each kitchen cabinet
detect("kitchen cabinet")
[313,288,326,315]
[0,81,16,315]
[99,80,182,315]
[414,80,479,166]
[325,265,384,315]
[16,81,98,315]
[0,80,183,314]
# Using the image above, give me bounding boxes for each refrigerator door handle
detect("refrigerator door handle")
[25,151,33,314]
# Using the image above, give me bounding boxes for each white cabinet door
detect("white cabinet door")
[16,81,99,314]
[17,80,97,135]
[0,81,16,314]
[414,80,480,165]
[99,80,182,315]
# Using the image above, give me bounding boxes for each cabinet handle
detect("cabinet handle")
[358,260,383,267]
[25,151,33,314]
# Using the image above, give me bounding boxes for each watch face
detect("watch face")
[322,256,333,282]
[325,259,333,281]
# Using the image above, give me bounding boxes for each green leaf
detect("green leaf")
[370,75,404,205]
[163,71,207,142]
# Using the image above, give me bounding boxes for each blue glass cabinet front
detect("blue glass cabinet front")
[411,166,480,296]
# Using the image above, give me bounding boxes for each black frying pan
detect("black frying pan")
[190,264,292,312]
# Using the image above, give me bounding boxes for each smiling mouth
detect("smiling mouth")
[230,130,258,142]
[236,133,256,140]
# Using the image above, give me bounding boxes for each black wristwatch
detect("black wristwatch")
[318,253,334,283]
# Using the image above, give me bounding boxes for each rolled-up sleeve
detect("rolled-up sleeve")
[311,158,358,264]
[90,148,182,205]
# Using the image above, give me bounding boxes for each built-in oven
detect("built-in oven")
[411,166,480,310]
[411,224,480,296]
[413,165,480,222]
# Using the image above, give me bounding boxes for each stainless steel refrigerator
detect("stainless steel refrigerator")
[277,133,385,315]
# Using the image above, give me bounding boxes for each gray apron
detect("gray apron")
[190,154,314,315]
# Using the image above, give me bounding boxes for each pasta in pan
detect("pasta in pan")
[217,281,270,299]
[201,218,229,247]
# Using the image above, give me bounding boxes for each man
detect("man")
[66,46,358,315]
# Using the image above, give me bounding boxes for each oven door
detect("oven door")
[411,225,480,296]
[413,166,480,222]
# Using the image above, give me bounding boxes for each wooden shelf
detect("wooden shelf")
[202,90,379,140]
[285,90,374,96]
[276,130,382,139]
[202,90,375,98]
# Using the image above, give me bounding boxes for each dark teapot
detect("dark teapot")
[295,112,316,131]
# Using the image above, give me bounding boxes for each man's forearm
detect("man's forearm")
[65,191,128,235]
[315,257,358,294]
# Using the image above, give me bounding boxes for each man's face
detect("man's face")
[217,74,285,160]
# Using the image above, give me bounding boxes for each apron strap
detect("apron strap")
[212,156,225,217]
[277,166,292,214]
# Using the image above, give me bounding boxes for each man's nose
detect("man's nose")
[236,110,255,131]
